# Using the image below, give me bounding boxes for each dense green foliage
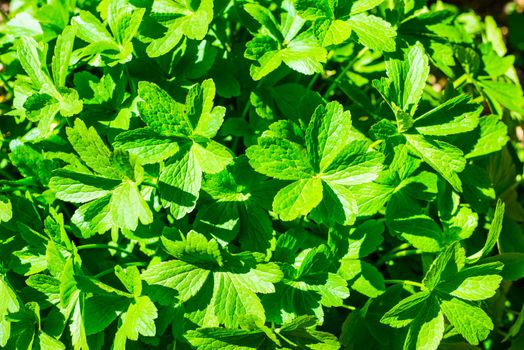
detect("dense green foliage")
[1,0,524,349]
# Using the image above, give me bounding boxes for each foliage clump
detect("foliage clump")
[0,0,523,349]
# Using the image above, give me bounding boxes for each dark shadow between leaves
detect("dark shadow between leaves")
[159,180,197,207]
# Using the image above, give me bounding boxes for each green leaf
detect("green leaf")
[159,147,202,219]
[121,296,158,340]
[247,138,314,180]
[113,128,180,164]
[146,0,213,57]
[188,79,226,139]
[375,43,429,118]
[137,81,192,137]
[15,36,53,90]
[439,298,493,345]
[381,291,430,328]
[38,332,66,350]
[57,88,83,117]
[310,182,358,225]
[52,26,76,88]
[0,276,20,347]
[71,196,113,237]
[350,0,385,14]
[247,48,282,81]
[468,200,505,262]
[437,263,503,301]
[192,140,233,174]
[142,260,210,302]
[465,115,509,159]
[347,14,396,52]
[293,0,331,21]
[162,231,223,266]
[281,31,327,75]
[72,10,115,44]
[423,243,465,290]
[404,296,444,350]
[295,1,339,45]
[314,19,353,46]
[84,296,127,335]
[386,192,444,252]
[66,119,118,179]
[244,6,326,79]
[143,233,282,328]
[186,328,264,350]
[244,3,283,42]
[340,259,385,297]
[479,80,524,115]
[481,253,524,281]
[107,0,145,45]
[110,181,153,231]
[213,271,268,328]
[187,315,339,350]
[320,141,384,185]
[49,169,118,203]
[0,196,13,222]
[306,101,353,171]
[405,134,466,192]
[70,295,89,350]
[266,247,348,324]
[414,95,482,136]
[278,317,340,349]
[273,178,323,221]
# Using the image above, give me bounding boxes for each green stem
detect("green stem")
[94,261,148,279]
[0,184,38,193]
[276,332,300,347]
[125,66,137,96]
[323,47,369,99]
[240,96,252,121]
[0,170,17,181]
[472,95,485,104]
[377,249,423,266]
[339,304,357,311]
[142,181,159,189]
[387,243,411,255]
[210,26,230,52]
[232,80,262,153]
[0,177,36,185]
[384,279,424,288]
[77,244,136,257]
[306,73,320,91]
[453,74,469,89]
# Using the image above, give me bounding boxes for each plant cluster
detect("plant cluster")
[0,0,524,349]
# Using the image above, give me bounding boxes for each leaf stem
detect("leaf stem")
[377,249,423,266]
[323,46,369,99]
[210,26,230,52]
[0,186,31,193]
[384,279,423,288]
[452,73,469,89]
[142,181,159,189]
[232,80,262,153]
[306,73,320,91]
[0,176,34,184]
[77,243,137,257]
[94,261,148,279]
[390,243,412,253]
[339,304,357,311]
[125,66,137,96]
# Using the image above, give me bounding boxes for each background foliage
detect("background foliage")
[1,0,524,349]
